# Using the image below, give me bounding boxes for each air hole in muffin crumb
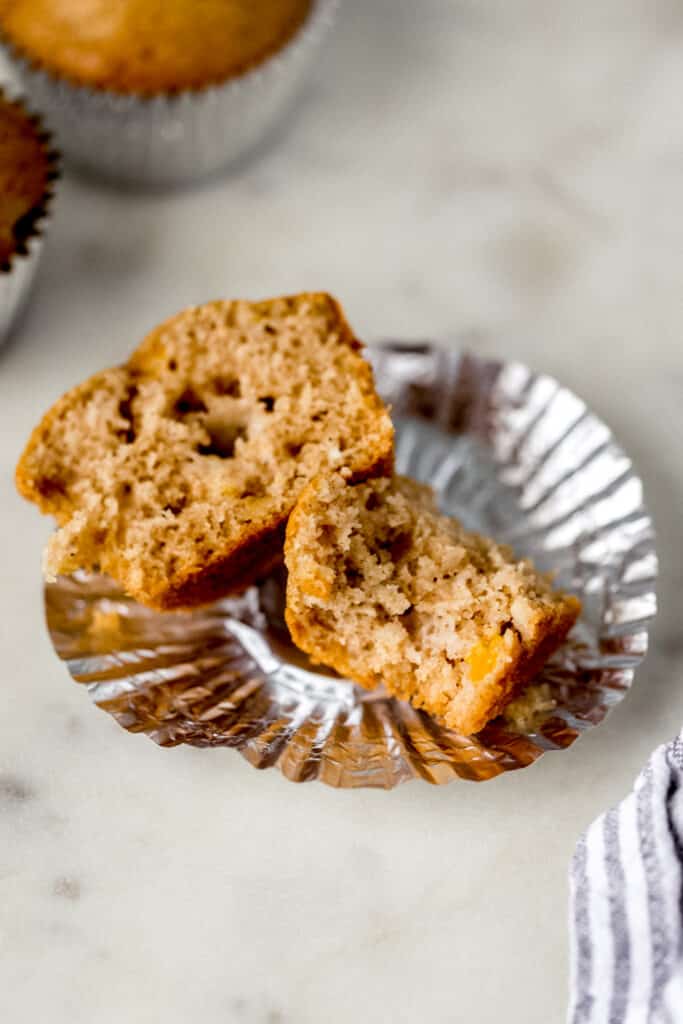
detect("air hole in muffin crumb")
[213,377,241,398]
[174,389,207,416]
[258,396,275,412]
[385,531,412,562]
[344,564,363,587]
[163,496,187,515]
[198,421,248,459]
[117,386,138,444]
[241,477,265,499]
[37,476,66,500]
[168,359,177,371]
[286,442,303,457]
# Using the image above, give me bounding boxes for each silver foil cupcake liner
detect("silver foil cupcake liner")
[1,0,337,188]
[0,92,58,349]
[45,345,657,787]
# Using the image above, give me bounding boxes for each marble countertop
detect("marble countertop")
[2,2,682,1021]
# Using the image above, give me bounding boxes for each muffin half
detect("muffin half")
[285,472,581,735]
[16,293,394,609]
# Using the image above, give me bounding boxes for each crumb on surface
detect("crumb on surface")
[502,683,557,733]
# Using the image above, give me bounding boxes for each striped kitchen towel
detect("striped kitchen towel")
[569,734,683,1023]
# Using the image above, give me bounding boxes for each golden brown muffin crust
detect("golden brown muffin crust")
[0,91,52,269]
[0,0,314,95]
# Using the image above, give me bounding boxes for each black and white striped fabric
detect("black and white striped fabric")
[569,735,683,1023]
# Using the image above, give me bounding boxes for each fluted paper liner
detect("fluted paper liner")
[45,346,657,787]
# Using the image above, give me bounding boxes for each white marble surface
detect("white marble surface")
[1,2,682,1021]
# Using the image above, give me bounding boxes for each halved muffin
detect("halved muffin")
[285,472,580,735]
[16,293,393,609]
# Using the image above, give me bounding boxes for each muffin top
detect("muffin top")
[0,0,314,95]
[0,92,52,270]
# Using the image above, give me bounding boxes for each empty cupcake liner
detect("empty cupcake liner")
[0,0,338,188]
[0,92,59,349]
[44,345,657,787]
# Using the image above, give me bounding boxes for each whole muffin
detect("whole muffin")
[0,0,313,94]
[0,0,336,186]
[0,89,58,346]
